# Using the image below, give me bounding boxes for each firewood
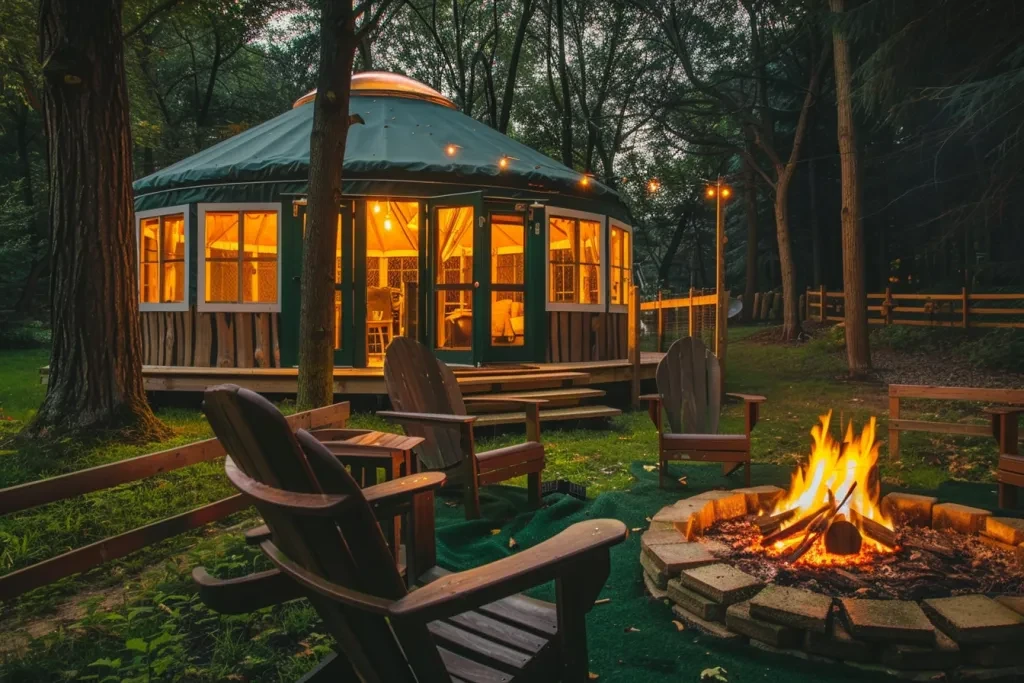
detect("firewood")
[902,539,955,560]
[785,484,857,564]
[824,520,862,555]
[755,509,796,534]
[760,502,832,546]
[849,509,898,549]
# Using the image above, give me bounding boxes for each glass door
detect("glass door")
[332,203,354,366]
[428,192,484,365]
[483,209,530,362]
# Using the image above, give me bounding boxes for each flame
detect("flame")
[762,411,894,564]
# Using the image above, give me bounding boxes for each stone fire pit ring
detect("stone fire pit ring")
[641,487,1024,681]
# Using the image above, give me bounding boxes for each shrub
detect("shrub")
[0,318,50,350]
[961,328,1024,373]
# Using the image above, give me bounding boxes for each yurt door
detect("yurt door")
[481,207,531,363]
[427,192,485,366]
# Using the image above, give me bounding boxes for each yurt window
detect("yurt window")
[198,204,280,311]
[546,209,604,310]
[490,214,526,347]
[365,200,420,365]
[609,221,632,308]
[137,206,188,311]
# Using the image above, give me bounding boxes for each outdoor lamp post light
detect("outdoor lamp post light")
[705,176,732,390]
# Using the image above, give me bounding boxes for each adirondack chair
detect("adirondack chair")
[193,384,626,683]
[379,336,546,519]
[642,337,765,488]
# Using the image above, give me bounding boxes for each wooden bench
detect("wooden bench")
[888,384,1024,507]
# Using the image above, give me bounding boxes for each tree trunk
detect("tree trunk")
[831,0,870,376]
[296,3,358,409]
[498,0,534,134]
[808,122,822,287]
[33,0,167,439]
[742,159,758,323]
[658,208,690,289]
[555,0,573,168]
[774,173,800,340]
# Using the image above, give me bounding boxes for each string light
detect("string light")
[580,174,591,188]
[706,187,716,198]
[498,156,509,169]
[373,203,381,214]
[721,187,731,198]
[647,178,661,193]
[384,216,392,231]
[445,144,457,157]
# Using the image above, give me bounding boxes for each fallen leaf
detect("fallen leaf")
[490,529,501,536]
[672,620,685,631]
[642,465,657,472]
[508,537,518,550]
[588,673,599,680]
[624,626,640,633]
[630,527,642,532]
[444,501,458,507]
[678,476,688,486]
[593,598,611,606]
[700,666,728,682]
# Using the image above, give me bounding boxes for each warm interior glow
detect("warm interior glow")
[491,214,525,347]
[761,412,893,565]
[204,210,277,304]
[435,205,475,350]
[373,203,381,214]
[366,200,420,366]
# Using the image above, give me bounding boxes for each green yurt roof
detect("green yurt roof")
[134,71,623,213]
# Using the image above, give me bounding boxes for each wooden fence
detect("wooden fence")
[0,401,351,603]
[639,289,719,352]
[806,286,1024,329]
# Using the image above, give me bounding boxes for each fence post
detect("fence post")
[819,284,827,323]
[962,287,969,329]
[656,290,664,352]
[688,287,696,337]
[883,286,892,325]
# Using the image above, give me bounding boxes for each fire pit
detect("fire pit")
[640,413,1024,680]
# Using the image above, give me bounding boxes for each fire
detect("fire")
[761,411,894,565]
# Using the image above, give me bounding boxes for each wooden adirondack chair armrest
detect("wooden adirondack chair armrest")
[192,566,303,613]
[464,397,546,442]
[363,472,447,511]
[725,393,766,434]
[388,519,627,623]
[984,405,1024,416]
[258,540,394,616]
[726,393,767,404]
[377,410,478,426]
[226,457,352,516]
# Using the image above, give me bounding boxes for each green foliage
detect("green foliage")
[961,329,1024,374]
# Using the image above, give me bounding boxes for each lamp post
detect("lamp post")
[705,177,732,393]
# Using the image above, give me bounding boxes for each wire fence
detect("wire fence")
[639,289,719,352]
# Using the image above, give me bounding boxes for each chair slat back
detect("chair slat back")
[202,385,436,683]
[384,336,467,470]
[656,337,722,434]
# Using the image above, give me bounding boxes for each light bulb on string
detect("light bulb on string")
[373,203,381,214]
[384,216,392,231]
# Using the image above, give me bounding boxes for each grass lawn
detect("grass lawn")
[0,328,1006,681]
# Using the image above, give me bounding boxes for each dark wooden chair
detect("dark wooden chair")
[380,336,546,519]
[193,384,626,683]
[642,337,765,488]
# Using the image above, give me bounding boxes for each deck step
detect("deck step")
[465,387,607,412]
[456,371,591,394]
[475,405,623,427]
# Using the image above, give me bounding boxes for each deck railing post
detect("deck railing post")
[962,286,969,329]
[628,286,641,408]
[656,290,664,352]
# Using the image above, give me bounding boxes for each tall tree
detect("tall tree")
[33,0,168,438]
[830,0,870,375]
[742,155,758,323]
[297,0,393,409]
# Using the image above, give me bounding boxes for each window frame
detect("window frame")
[544,206,607,312]
[197,202,282,312]
[608,219,633,313]
[137,205,190,312]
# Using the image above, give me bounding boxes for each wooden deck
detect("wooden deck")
[41,354,663,395]
[39,353,663,425]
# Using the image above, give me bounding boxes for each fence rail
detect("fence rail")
[806,286,1024,329]
[639,288,719,353]
[0,401,351,602]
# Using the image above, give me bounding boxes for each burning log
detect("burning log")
[784,484,858,564]
[849,509,898,549]
[755,509,797,535]
[760,503,832,546]
[824,518,862,555]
